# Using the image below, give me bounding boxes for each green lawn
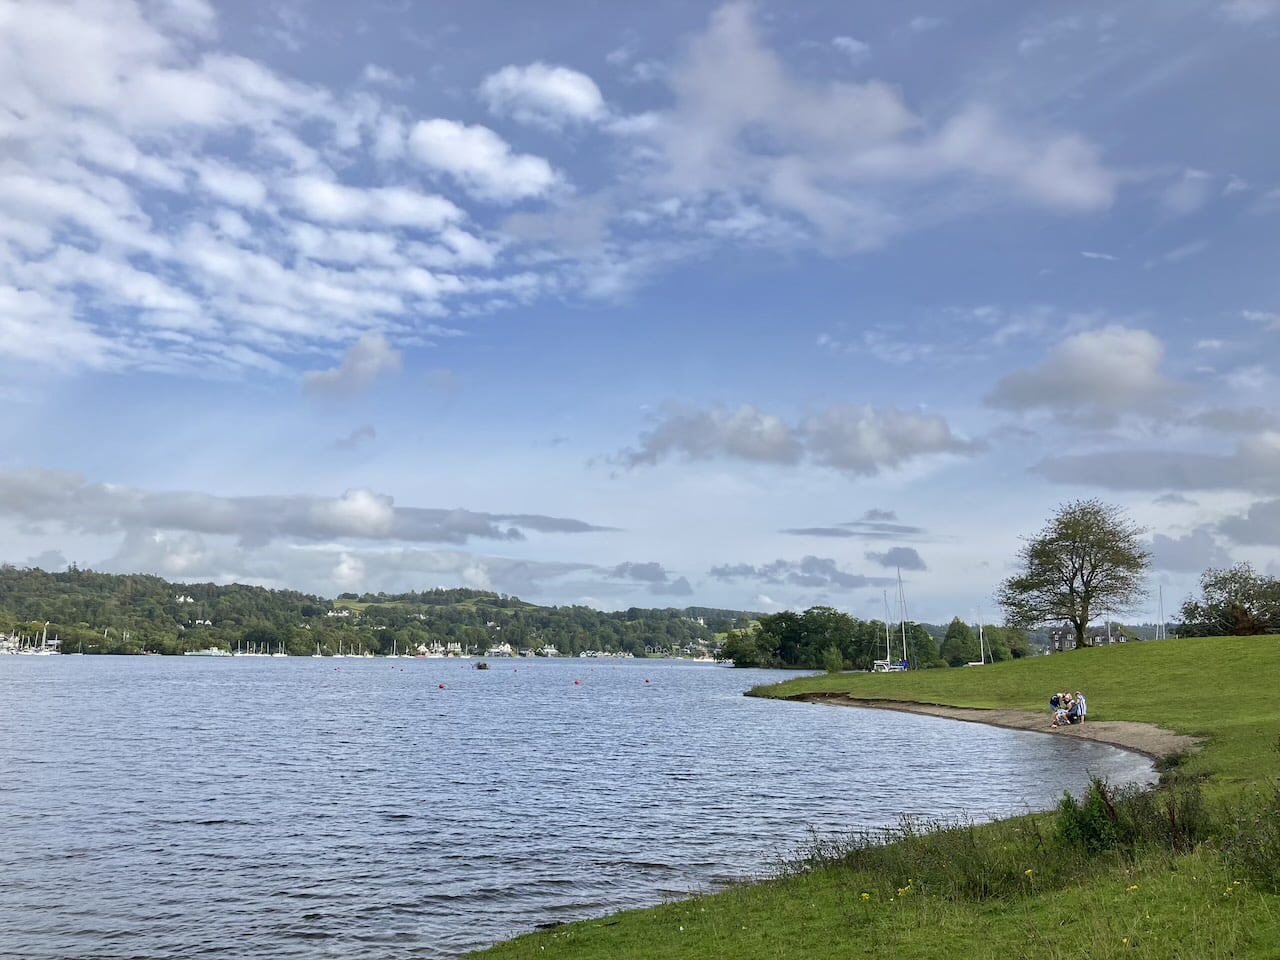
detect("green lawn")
[468,636,1280,959]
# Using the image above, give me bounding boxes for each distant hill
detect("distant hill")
[0,565,761,657]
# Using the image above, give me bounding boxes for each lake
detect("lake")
[0,656,1153,958]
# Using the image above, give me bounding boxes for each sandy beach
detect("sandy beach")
[793,693,1202,762]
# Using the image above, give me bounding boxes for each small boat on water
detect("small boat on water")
[183,647,232,657]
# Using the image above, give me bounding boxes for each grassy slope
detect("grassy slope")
[469,636,1280,960]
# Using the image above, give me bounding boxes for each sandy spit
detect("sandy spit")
[793,694,1202,762]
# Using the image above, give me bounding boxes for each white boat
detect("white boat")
[184,647,232,657]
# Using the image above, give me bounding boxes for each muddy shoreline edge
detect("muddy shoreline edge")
[791,693,1203,763]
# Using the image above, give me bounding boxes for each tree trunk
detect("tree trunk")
[1073,621,1088,649]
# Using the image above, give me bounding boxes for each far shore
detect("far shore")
[791,693,1203,762]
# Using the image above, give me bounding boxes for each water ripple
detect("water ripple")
[0,657,1153,959]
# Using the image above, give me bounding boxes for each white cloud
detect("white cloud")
[1081,251,1119,261]
[283,175,463,230]
[479,62,607,129]
[302,333,403,396]
[1244,309,1280,332]
[310,489,396,538]
[408,119,559,202]
[987,327,1180,425]
[617,3,1115,251]
[0,285,115,370]
[0,469,609,547]
[193,160,269,209]
[620,405,803,466]
[361,63,410,88]
[831,36,870,60]
[618,403,980,476]
[803,406,983,474]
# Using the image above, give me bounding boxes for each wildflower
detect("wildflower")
[860,893,871,902]
[1024,868,1034,878]
[1122,937,1129,946]
[1126,884,1140,893]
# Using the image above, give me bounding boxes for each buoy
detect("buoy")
[439,683,446,689]
[645,679,650,683]
[574,680,581,685]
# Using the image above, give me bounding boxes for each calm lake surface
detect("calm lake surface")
[0,656,1153,959]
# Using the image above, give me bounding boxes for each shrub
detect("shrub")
[1055,777,1209,856]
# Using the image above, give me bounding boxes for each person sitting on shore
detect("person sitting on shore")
[1051,691,1072,727]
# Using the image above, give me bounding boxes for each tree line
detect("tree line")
[0,565,755,657]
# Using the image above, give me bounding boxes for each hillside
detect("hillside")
[0,565,759,657]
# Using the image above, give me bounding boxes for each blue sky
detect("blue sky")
[2,0,1278,623]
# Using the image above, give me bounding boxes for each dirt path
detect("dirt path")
[794,694,1202,762]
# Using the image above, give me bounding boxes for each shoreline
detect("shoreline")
[791,693,1202,763]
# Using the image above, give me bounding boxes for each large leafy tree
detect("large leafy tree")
[1178,563,1280,636]
[997,500,1149,649]
[939,617,981,666]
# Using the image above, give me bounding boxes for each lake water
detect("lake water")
[0,656,1153,959]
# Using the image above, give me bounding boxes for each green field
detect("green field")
[468,636,1280,959]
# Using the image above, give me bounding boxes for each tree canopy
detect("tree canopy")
[939,617,981,666]
[997,500,1149,649]
[1178,563,1280,636]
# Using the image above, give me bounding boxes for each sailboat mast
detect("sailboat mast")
[882,590,891,661]
[897,568,908,664]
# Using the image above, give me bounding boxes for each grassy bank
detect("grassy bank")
[468,636,1280,959]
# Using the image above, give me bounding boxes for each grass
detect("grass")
[467,635,1280,959]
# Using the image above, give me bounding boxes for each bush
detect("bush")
[820,645,845,673]
[1055,777,1209,856]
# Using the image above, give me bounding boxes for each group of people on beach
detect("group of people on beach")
[1050,690,1087,727]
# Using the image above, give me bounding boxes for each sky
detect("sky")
[1,0,1278,624]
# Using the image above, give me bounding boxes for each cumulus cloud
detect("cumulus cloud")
[618,404,978,476]
[303,334,402,397]
[619,405,803,467]
[865,546,927,571]
[479,62,607,129]
[709,555,895,590]
[802,406,983,474]
[0,469,610,548]
[986,327,1180,425]
[409,119,559,202]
